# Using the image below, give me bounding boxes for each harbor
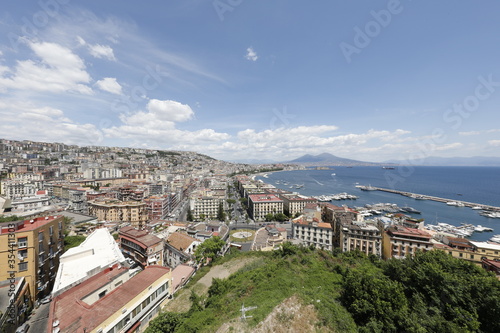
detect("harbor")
[365,186,500,214]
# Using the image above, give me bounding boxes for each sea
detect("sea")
[255,166,500,242]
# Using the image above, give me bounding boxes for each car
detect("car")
[40,296,52,304]
[15,323,29,333]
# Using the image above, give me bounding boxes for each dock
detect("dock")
[367,186,500,212]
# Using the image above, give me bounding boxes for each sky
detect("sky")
[1,0,500,163]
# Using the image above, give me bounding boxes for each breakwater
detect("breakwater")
[371,186,500,211]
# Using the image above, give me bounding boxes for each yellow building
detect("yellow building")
[248,194,284,221]
[441,241,500,265]
[0,216,64,305]
[88,199,148,229]
[382,225,433,260]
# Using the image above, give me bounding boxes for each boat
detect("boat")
[475,225,493,232]
[400,206,421,214]
[471,206,483,210]
[382,166,396,169]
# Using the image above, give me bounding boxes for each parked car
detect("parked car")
[15,323,30,333]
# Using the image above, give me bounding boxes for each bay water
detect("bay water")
[256,166,500,241]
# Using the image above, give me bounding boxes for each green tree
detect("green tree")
[274,213,288,222]
[265,213,274,222]
[0,215,20,222]
[194,236,225,262]
[145,312,185,333]
[187,208,194,222]
[217,202,225,221]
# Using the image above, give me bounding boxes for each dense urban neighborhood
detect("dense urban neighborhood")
[1,138,500,333]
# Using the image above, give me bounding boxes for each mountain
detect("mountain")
[287,153,381,166]
[384,156,500,167]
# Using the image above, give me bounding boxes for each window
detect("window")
[39,242,44,253]
[18,249,28,260]
[18,237,28,248]
[38,232,43,242]
[19,262,28,272]
[49,226,53,236]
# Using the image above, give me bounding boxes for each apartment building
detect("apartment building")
[52,228,127,297]
[248,194,284,221]
[280,194,317,217]
[0,216,64,304]
[88,199,148,229]
[331,208,382,257]
[189,195,223,220]
[119,226,164,268]
[0,181,36,199]
[164,232,201,269]
[47,264,172,333]
[292,204,334,250]
[382,225,433,259]
[144,195,170,220]
[292,219,334,251]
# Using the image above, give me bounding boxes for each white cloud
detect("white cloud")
[103,100,229,146]
[0,101,102,146]
[488,140,500,147]
[245,47,258,61]
[76,36,86,46]
[459,129,500,136]
[147,99,194,122]
[88,43,116,61]
[95,77,123,95]
[0,41,92,94]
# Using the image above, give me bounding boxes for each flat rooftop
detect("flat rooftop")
[49,265,170,333]
[52,228,126,295]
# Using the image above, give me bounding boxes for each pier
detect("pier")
[368,186,500,212]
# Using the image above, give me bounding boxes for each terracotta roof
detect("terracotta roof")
[119,226,162,247]
[0,215,62,234]
[166,232,199,251]
[48,265,170,333]
[387,226,431,239]
[248,194,283,203]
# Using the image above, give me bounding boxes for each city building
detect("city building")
[382,225,433,259]
[280,194,317,217]
[292,204,334,250]
[189,195,223,220]
[0,277,32,331]
[0,216,64,304]
[331,207,382,257]
[248,194,284,221]
[164,232,201,269]
[52,228,127,297]
[144,195,171,220]
[47,264,172,333]
[88,199,148,229]
[119,226,164,268]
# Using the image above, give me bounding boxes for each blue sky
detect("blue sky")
[1,0,500,163]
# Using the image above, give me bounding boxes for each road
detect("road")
[26,302,50,333]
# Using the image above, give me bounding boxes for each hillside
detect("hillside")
[287,153,381,166]
[146,245,500,333]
